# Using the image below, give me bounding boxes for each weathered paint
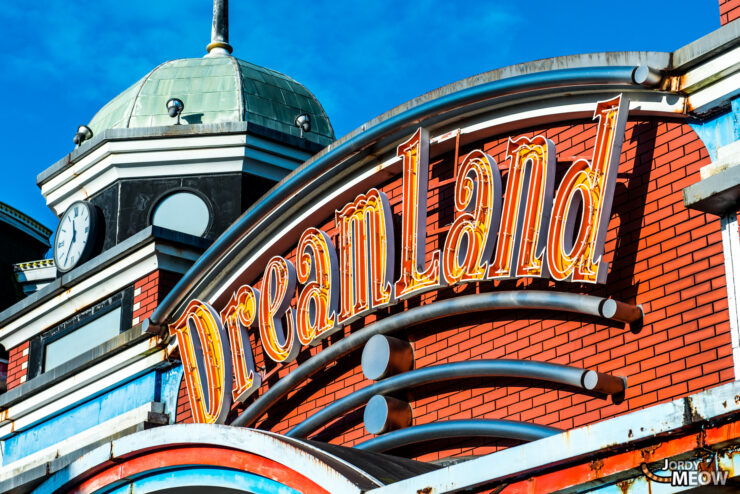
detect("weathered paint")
[89,466,300,494]
[36,425,375,494]
[2,370,159,464]
[68,446,326,494]
[688,100,739,162]
[159,364,183,425]
[367,381,740,494]
[500,420,740,492]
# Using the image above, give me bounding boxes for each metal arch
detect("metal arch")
[232,291,636,428]
[148,65,652,327]
[354,419,562,453]
[31,424,379,494]
[285,359,623,439]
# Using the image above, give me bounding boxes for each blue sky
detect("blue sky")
[0,1,721,236]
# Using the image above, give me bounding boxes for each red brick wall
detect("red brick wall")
[6,342,29,390]
[720,0,740,24]
[175,374,193,423]
[3,269,183,389]
[176,118,731,462]
[132,270,182,326]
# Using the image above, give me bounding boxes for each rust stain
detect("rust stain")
[590,458,604,473]
[696,456,714,473]
[697,428,707,449]
[671,74,684,93]
[417,488,432,494]
[640,444,660,460]
[616,477,635,494]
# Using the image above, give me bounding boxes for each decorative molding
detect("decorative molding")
[39,133,313,216]
[0,402,164,480]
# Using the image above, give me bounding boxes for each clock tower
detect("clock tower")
[42,0,333,260]
[1,0,333,397]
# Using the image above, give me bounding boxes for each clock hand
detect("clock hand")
[65,219,77,264]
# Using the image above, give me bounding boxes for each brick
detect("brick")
[146,120,727,460]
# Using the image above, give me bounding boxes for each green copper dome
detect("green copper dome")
[88,57,334,146]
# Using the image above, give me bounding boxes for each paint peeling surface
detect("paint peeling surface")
[3,371,158,464]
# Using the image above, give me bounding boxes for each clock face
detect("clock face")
[54,202,97,273]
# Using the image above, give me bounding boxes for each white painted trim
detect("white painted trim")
[681,45,740,93]
[96,425,370,493]
[0,338,159,428]
[0,350,166,439]
[442,95,684,142]
[687,71,740,114]
[721,213,740,380]
[367,380,740,494]
[41,134,312,215]
[0,239,202,348]
[0,244,157,348]
[42,135,250,194]
[0,402,160,476]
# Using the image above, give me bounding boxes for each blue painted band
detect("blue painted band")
[70,466,298,494]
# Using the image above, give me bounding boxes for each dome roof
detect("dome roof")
[88,57,334,146]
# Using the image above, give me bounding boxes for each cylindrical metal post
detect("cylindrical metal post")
[206,0,233,55]
[632,65,662,87]
[581,370,627,395]
[364,395,412,435]
[362,335,414,381]
[599,298,643,323]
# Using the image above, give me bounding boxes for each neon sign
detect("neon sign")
[169,95,629,423]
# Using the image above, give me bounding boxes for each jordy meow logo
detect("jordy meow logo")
[641,459,728,487]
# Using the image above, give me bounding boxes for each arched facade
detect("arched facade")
[1,2,740,493]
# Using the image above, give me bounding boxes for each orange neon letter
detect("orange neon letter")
[394,128,444,298]
[258,256,299,363]
[296,227,340,345]
[335,189,395,324]
[168,299,233,424]
[489,135,555,279]
[546,95,629,283]
[442,150,502,284]
[220,285,262,403]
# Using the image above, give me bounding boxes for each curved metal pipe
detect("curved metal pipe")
[149,66,645,326]
[232,291,634,428]
[354,419,562,453]
[285,359,622,438]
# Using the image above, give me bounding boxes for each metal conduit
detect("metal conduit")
[354,419,562,453]
[149,66,647,326]
[285,359,622,438]
[231,290,636,428]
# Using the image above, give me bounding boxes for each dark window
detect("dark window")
[27,287,133,379]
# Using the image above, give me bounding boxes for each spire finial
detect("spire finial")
[206,0,233,56]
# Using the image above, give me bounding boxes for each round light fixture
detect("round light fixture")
[294,113,311,136]
[72,125,93,147]
[166,98,185,124]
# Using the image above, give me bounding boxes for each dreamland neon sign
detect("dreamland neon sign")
[170,95,629,424]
